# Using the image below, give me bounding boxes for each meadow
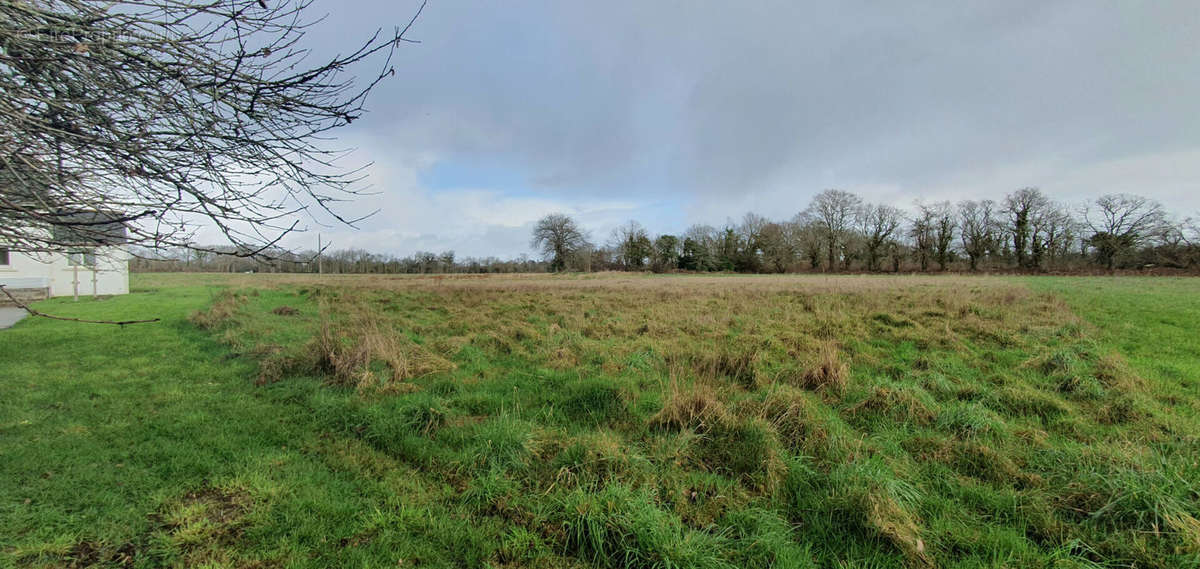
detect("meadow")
[2,273,1199,569]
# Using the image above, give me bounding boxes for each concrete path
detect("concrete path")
[0,307,28,329]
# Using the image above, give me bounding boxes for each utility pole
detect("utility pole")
[317,233,323,275]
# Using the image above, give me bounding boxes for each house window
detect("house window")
[68,250,96,267]
[0,248,9,266]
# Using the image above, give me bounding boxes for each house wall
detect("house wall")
[0,247,130,298]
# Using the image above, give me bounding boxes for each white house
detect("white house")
[0,210,131,301]
[0,246,130,300]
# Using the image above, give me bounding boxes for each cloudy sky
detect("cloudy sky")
[269,1,1200,258]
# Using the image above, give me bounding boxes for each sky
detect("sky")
[253,0,1200,259]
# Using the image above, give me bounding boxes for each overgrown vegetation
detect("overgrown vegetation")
[3,273,1199,568]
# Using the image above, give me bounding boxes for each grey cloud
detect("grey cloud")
[296,0,1200,254]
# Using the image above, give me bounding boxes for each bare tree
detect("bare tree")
[958,199,999,271]
[857,203,903,272]
[929,201,957,271]
[758,221,796,273]
[1082,194,1166,270]
[1033,203,1076,270]
[791,212,824,270]
[1,0,424,257]
[531,213,589,272]
[910,205,935,271]
[1004,187,1050,269]
[610,220,652,270]
[805,189,862,272]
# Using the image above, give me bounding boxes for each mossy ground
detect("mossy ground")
[2,273,1198,568]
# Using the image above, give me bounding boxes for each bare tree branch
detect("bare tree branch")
[0,0,425,258]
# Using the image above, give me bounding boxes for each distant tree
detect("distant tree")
[681,224,718,271]
[1083,194,1166,270]
[805,190,863,272]
[590,246,616,271]
[1034,205,1076,270]
[678,238,704,271]
[439,251,456,273]
[857,203,904,271]
[611,221,653,270]
[736,213,769,272]
[792,213,825,270]
[910,207,934,271]
[887,239,907,272]
[568,244,595,272]
[715,226,741,271]
[416,251,438,274]
[759,222,796,273]
[958,200,999,271]
[531,213,589,272]
[650,235,681,273]
[928,202,957,271]
[1005,188,1050,269]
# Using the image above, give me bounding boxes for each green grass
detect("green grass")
[1027,277,1200,419]
[2,273,1199,568]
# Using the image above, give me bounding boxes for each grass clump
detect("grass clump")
[557,484,734,569]
[695,418,785,491]
[308,312,455,392]
[561,379,629,426]
[650,379,730,432]
[787,458,931,567]
[796,341,849,393]
[187,288,252,330]
[847,385,938,428]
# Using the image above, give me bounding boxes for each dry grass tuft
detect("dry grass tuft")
[1094,353,1146,392]
[847,386,935,426]
[950,441,1042,488]
[650,378,730,432]
[798,342,849,393]
[754,387,840,458]
[685,343,762,387]
[309,310,455,392]
[861,492,932,567]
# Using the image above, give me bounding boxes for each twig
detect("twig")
[0,285,160,327]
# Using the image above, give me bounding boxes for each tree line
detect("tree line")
[130,247,549,274]
[134,188,1198,275]
[533,188,1199,273]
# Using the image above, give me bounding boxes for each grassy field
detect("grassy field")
[2,273,1198,569]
